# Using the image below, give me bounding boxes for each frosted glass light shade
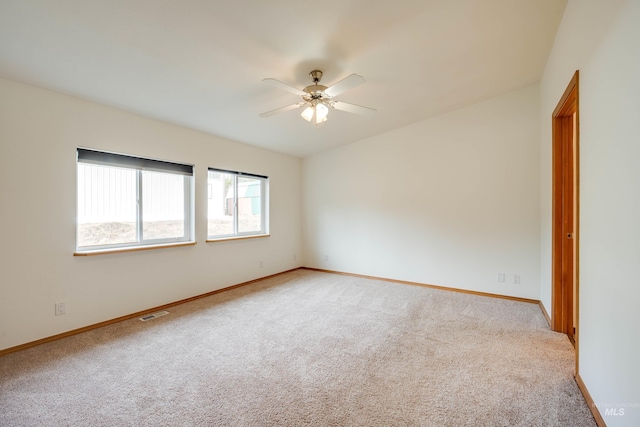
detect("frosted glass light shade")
[315,103,328,124]
[301,103,328,125]
[301,106,314,121]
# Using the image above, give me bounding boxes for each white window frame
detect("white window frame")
[76,148,194,252]
[207,168,268,239]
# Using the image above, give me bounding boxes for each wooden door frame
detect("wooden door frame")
[552,70,580,370]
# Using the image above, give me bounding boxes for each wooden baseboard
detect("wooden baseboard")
[575,373,606,426]
[302,267,539,304]
[0,268,301,357]
[539,301,552,327]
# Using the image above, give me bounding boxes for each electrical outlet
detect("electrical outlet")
[497,273,505,283]
[293,254,297,261]
[513,274,521,284]
[324,255,329,262]
[259,261,264,268]
[55,302,66,316]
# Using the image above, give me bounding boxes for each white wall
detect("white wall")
[0,77,302,351]
[303,85,541,299]
[539,0,640,425]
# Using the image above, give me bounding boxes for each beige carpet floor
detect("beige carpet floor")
[0,269,595,426]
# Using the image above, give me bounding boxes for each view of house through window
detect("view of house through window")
[208,169,267,239]
[76,148,193,251]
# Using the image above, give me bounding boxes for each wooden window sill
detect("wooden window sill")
[206,234,270,243]
[74,241,197,256]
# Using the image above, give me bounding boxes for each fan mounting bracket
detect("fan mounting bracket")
[309,70,323,83]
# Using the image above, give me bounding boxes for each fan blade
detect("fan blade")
[262,78,306,96]
[259,102,306,117]
[331,101,377,117]
[324,74,366,97]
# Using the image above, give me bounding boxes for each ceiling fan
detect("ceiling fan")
[260,70,376,125]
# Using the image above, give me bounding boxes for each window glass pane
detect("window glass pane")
[238,176,262,234]
[208,171,235,236]
[77,163,137,247]
[142,171,185,240]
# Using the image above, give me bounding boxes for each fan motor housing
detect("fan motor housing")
[303,84,328,100]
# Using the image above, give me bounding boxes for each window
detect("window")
[207,168,268,239]
[76,148,194,252]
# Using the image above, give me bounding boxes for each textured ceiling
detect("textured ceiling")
[0,0,567,157]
